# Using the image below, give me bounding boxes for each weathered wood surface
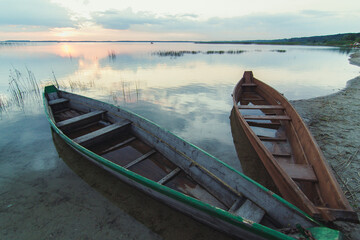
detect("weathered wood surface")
[233,200,265,223]
[124,149,156,169]
[157,167,181,185]
[239,105,284,110]
[49,98,69,105]
[243,115,291,121]
[278,162,317,182]
[56,110,105,130]
[74,121,130,147]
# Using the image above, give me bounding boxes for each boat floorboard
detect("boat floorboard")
[100,139,152,167]
[128,152,178,182]
[54,109,84,122]
[67,122,106,139]
[165,171,227,210]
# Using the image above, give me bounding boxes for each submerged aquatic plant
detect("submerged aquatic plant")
[270,49,286,53]
[108,50,117,61]
[52,70,60,89]
[0,95,8,114]
[153,50,200,57]
[153,49,246,57]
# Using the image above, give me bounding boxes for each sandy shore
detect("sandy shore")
[291,51,360,240]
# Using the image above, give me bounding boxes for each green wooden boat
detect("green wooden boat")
[44,85,342,240]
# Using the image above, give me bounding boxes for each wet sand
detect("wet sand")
[291,51,360,239]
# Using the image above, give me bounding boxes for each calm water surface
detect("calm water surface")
[0,42,358,239]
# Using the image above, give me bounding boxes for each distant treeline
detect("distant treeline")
[196,33,360,47]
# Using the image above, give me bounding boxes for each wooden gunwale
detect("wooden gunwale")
[232,71,358,223]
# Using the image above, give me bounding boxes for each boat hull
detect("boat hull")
[231,71,358,223]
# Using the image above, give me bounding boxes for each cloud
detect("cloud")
[89,8,360,40]
[91,8,163,30]
[0,0,75,30]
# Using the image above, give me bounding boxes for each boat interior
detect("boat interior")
[45,89,281,228]
[237,75,320,195]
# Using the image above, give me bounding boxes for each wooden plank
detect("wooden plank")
[233,200,265,223]
[228,199,242,213]
[157,167,181,185]
[124,149,157,169]
[317,207,360,223]
[101,137,136,155]
[241,98,264,101]
[258,135,287,141]
[247,121,281,129]
[49,98,69,105]
[74,121,130,146]
[238,105,284,110]
[56,110,105,129]
[54,108,71,114]
[244,115,291,120]
[278,162,318,182]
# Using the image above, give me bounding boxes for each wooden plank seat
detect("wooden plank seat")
[49,98,69,106]
[278,162,317,182]
[231,199,265,223]
[244,115,291,121]
[124,149,157,169]
[73,121,131,147]
[56,110,106,131]
[241,97,264,101]
[238,105,284,110]
[247,121,281,129]
[157,167,181,185]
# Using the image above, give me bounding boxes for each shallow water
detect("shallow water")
[0,42,358,239]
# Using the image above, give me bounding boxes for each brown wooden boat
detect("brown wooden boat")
[231,71,359,223]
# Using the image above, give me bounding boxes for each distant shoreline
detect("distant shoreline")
[0,40,194,43]
[1,32,359,47]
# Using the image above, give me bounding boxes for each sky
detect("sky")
[0,0,359,41]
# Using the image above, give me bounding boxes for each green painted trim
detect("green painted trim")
[307,227,343,240]
[42,87,336,240]
[44,85,58,94]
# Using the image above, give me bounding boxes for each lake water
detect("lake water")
[0,42,359,239]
